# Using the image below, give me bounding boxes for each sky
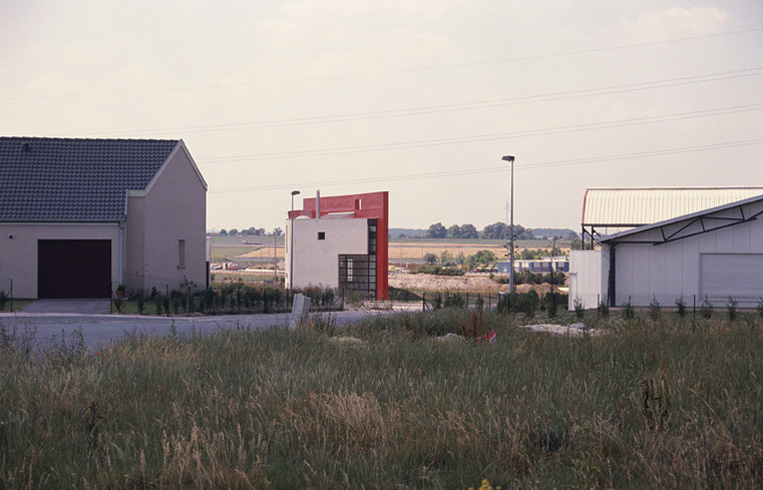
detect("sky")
[1,1,762,233]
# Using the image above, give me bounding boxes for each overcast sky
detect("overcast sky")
[2,1,762,233]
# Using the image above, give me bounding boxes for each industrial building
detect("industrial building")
[286,191,389,300]
[570,187,763,309]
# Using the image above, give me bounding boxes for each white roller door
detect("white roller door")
[700,254,763,307]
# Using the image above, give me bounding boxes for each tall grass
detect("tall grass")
[1,310,761,489]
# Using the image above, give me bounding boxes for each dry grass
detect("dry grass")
[1,310,762,489]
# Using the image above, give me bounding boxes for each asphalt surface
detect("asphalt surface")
[0,303,388,351]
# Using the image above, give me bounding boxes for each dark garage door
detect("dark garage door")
[38,240,112,299]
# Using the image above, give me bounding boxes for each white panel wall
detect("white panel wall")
[610,201,763,307]
[568,250,603,309]
[287,218,368,289]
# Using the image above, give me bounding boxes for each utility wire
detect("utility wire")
[56,66,763,136]
[200,103,763,162]
[207,138,763,194]
[3,28,761,101]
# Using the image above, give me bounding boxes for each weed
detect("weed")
[622,297,635,319]
[727,297,738,322]
[299,312,337,336]
[675,295,686,318]
[137,293,145,315]
[639,367,671,432]
[574,296,585,320]
[648,296,661,321]
[155,294,164,316]
[598,296,609,318]
[700,296,714,319]
[113,297,123,314]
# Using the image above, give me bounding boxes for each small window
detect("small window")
[318,231,326,240]
[178,239,186,268]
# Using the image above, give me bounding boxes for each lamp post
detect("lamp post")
[502,155,515,298]
[290,190,300,290]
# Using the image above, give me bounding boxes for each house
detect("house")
[570,187,763,309]
[0,137,207,299]
[286,191,388,300]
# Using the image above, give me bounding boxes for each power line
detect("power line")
[199,103,763,162]
[55,66,763,137]
[3,28,761,101]
[208,138,763,194]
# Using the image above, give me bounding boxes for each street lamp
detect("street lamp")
[290,190,300,290]
[502,155,515,298]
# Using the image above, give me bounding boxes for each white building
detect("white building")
[285,191,389,300]
[570,188,763,309]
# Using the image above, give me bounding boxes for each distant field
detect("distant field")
[388,238,565,263]
[210,234,565,264]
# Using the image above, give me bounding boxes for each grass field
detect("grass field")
[1,308,761,489]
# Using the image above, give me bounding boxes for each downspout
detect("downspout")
[316,189,320,219]
[120,190,128,286]
[607,243,616,307]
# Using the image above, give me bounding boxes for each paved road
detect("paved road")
[0,309,386,351]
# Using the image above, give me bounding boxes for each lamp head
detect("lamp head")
[291,190,301,196]
[502,155,515,163]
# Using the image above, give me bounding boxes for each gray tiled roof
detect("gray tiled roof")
[0,137,179,222]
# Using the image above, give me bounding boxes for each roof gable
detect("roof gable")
[0,137,179,222]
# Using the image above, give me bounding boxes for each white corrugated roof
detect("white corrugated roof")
[582,187,763,226]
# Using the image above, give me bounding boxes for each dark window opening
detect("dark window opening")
[318,231,325,240]
[339,254,376,299]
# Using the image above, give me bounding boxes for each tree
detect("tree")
[570,237,583,250]
[425,222,447,239]
[273,228,283,236]
[459,224,479,239]
[440,250,454,266]
[228,228,239,236]
[467,250,497,269]
[218,229,228,236]
[424,253,437,265]
[446,224,462,239]
[481,222,509,240]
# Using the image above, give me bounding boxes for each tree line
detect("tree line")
[423,221,535,240]
[217,227,283,237]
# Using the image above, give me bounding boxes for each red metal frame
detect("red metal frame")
[290,191,389,300]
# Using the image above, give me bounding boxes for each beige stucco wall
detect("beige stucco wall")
[286,217,368,289]
[0,223,119,298]
[126,144,207,294]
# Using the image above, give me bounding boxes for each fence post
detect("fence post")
[422,292,426,311]
[9,279,12,313]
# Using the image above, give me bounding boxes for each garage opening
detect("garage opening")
[38,240,112,298]
[700,253,763,308]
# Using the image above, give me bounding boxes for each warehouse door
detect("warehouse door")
[38,240,112,298]
[699,253,763,307]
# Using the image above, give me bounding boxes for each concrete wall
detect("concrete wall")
[128,144,207,294]
[605,201,763,307]
[0,223,119,298]
[286,217,368,289]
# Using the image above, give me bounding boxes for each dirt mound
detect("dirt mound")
[390,273,555,295]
